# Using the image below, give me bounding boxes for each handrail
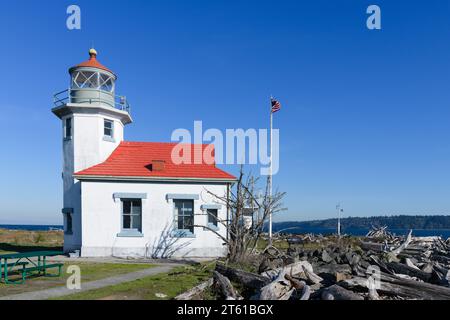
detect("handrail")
[53,89,131,114]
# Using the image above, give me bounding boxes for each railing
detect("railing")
[53,89,131,114]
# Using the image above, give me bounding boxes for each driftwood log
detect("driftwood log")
[259,271,294,300]
[388,230,413,260]
[321,284,364,300]
[261,261,314,280]
[341,273,450,300]
[215,263,270,290]
[360,242,385,252]
[213,271,240,300]
[302,265,324,285]
[285,274,311,300]
[386,262,432,282]
[174,278,213,300]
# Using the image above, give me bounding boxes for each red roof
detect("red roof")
[71,49,114,74]
[74,141,236,181]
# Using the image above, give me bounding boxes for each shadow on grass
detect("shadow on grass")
[0,243,63,253]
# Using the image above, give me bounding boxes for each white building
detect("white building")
[51,49,235,258]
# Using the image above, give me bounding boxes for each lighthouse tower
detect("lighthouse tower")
[52,49,132,252]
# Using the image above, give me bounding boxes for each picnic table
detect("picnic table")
[0,251,64,284]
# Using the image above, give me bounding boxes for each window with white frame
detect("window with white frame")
[174,199,194,234]
[64,117,72,139]
[104,119,114,139]
[71,71,115,92]
[99,73,114,92]
[122,199,142,232]
[72,71,99,89]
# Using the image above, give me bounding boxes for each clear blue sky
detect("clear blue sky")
[1,0,450,224]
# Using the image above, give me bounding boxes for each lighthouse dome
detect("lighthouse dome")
[70,48,115,75]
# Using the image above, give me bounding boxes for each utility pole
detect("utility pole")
[336,203,344,237]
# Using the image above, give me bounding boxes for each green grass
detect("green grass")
[256,238,290,250]
[0,262,154,297]
[57,264,214,300]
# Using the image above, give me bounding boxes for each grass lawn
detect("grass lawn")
[56,264,214,300]
[1,228,213,300]
[0,262,155,297]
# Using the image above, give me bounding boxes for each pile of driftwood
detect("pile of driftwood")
[176,231,450,300]
[366,226,395,241]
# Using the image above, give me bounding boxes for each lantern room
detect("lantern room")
[68,48,117,107]
[53,48,130,114]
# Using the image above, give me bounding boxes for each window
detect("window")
[104,119,114,139]
[174,199,194,234]
[207,209,218,228]
[65,118,72,139]
[72,71,99,89]
[99,73,114,92]
[65,213,73,235]
[122,199,142,232]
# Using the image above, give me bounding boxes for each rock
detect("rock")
[345,252,361,266]
[321,292,335,300]
[335,272,352,282]
[321,250,334,263]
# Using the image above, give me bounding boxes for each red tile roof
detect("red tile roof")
[74,141,236,182]
[71,49,114,74]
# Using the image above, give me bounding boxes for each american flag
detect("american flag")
[271,98,281,113]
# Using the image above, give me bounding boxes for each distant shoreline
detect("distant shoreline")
[0,225,63,231]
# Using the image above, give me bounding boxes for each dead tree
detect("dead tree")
[196,167,286,263]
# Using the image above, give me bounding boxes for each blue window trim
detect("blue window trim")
[172,198,197,238]
[61,208,74,214]
[113,193,147,201]
[171,230,196,238]
[103,136,116,143]
[201,204,222,210]
[206,223,220,231]
[203,206,220,231]
[117,198,144,237]
[117,230,144,238]
[167,194,199,200]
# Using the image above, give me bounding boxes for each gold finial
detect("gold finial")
[89,48,97,58]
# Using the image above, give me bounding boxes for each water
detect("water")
[2,225,450,239]
[0,225,63,231]
[274,226,450,239]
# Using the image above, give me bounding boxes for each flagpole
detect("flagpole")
[269,98,273,245]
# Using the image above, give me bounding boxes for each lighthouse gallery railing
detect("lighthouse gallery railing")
[53,89,131,114]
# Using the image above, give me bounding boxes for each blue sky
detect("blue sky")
[1,0,450,224]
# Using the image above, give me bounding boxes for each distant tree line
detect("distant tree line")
[273,215,450,231]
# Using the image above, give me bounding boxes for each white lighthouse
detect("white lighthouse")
[52,49,132,252]
[51,49,235,258]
